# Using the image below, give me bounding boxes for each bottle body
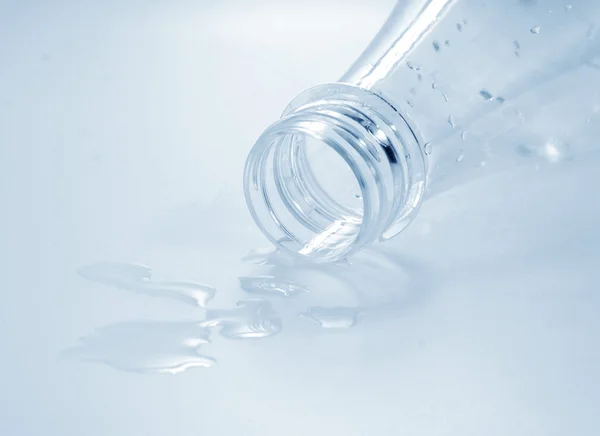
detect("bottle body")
[244,0,600,262]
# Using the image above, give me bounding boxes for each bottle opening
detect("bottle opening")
[245,128,369,262]
[244,84,427,262]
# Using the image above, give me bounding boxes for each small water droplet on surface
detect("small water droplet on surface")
[461,130,467,141]
[239,276,309,298]
[445,40,451,46]
[456,22,463,31]
[496,96,506,104]
[448,115,455,128]
[479,89,494,100]
[417,73,423,81]
[201,299,282,339]
[407,61,421,71]
[456,151,465,162]
[530,25,541,34]
[424,142,433,155]
[432,40,441,52]
[300,307,362,329]
[62,321,215,374]
[442,93,449,102]
[431,82,438,89]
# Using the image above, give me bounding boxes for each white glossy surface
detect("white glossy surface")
[1,1,599,435]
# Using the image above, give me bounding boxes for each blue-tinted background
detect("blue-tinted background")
[1,1,598,435]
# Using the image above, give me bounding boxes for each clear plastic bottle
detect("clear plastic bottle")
[244,0,600,262]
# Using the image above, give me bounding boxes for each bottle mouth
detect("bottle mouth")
[244,84,426,262]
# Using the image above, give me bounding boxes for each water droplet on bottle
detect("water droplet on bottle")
[61,321,216,374]
[456,22,463,31]
[300,306,362,329]
[407,61,421,71]
[565,4,572,11]
[448,115,455,128]
[431,82,438,89]
[200,299,282,339]
[432,40,441,52]
[530,25,541,34]
[424,142,433,155]
[479,89,494,100]
[456,151,465,162]
[461,130,467,141]
[239,276,309,298]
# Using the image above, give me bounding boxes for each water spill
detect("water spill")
[456,151,465,162]
[448,115,455,128]
[432,40,441,52]
[77,262,216,307]
[424,142,433,155]
[530,25,541,34]
[239,276,309,298]
[62,321,215,374]
[479,89,494,100]
[300,306,362,329]
[201,299,282,339]
[241,247,277,265]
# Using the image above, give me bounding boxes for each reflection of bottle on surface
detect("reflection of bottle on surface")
[244,0,600,262]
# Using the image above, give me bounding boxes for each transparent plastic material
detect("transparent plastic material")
[244,0,600,262]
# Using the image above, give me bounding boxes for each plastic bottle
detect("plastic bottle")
[244,0,600,262]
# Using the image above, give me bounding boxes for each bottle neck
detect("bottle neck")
[244,84,426,262]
